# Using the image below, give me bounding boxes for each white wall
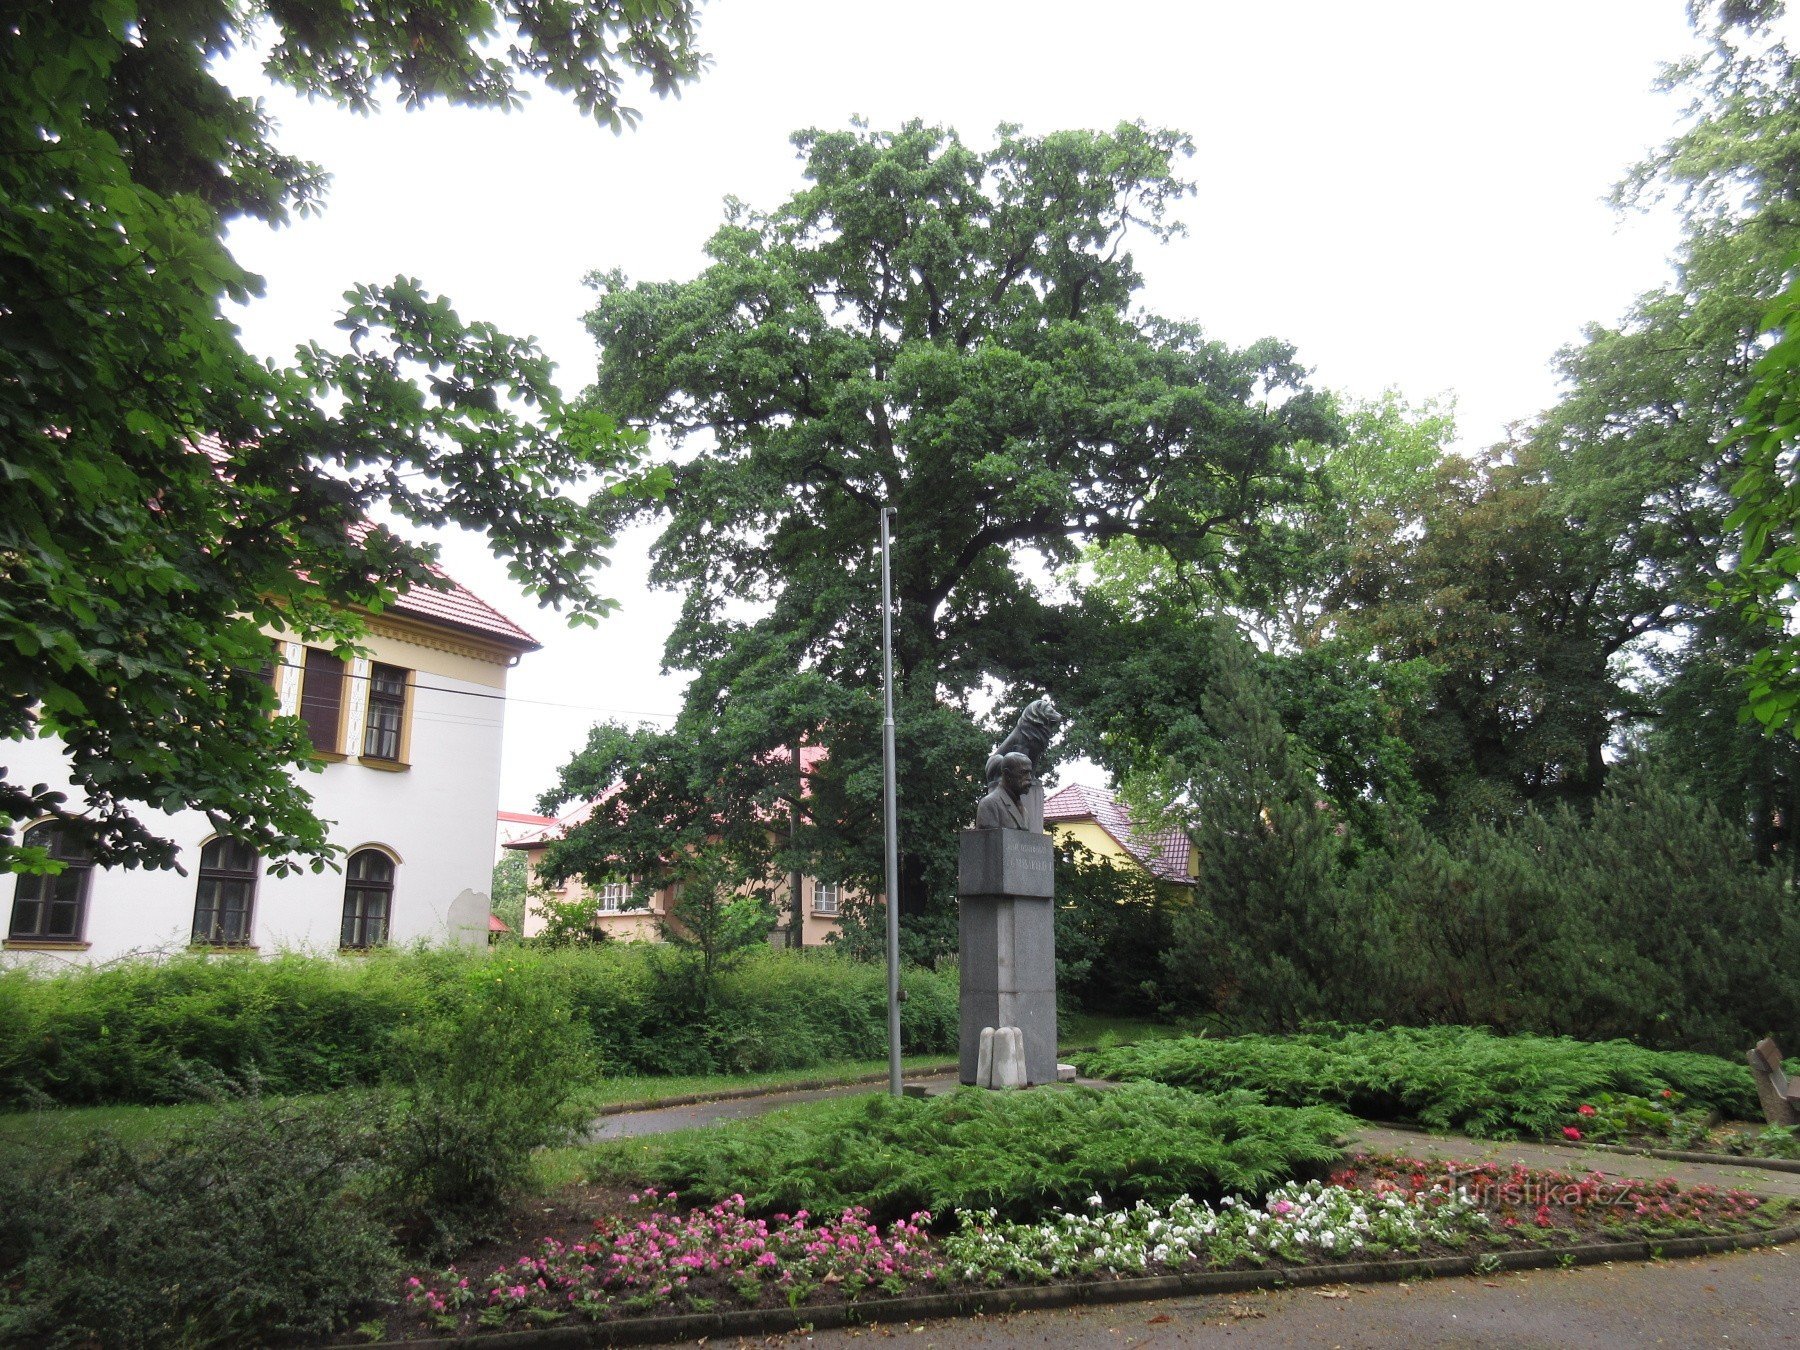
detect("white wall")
[2,628,512,966]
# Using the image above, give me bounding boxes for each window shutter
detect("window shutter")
[299,647,345,753]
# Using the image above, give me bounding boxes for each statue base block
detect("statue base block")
[958,829,1057,1086]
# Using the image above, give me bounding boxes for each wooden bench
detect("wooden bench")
[1747,1037,1800,1126]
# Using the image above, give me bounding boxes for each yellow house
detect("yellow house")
[1043,783,1196,884]
[505,821,851,948]
[506,746,852,946]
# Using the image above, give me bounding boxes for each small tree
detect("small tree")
[532,892,612,948]
[659,852,779,986]
[488,853,529,938]
[1150,631,1400,1029]
[1052,840,1178,1016]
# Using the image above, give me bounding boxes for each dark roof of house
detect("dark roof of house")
[1043,782,1192,884]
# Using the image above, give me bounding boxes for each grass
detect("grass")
[0,1053,966,1177]
[1060,1011,1206,1049]
[0,1099,229,1165]
[0,1015,1245,1175]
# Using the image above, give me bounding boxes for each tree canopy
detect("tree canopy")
[0,0,704,871]
[542,121,1336,924]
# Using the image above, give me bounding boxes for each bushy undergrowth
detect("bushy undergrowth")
[0,945,957,1108]
[0,966,592,1344]
[382,962,594,1253]
[1076,1025,1762,1138]
[1153,750,1800,1053]
[606,1082,1352,1225]
[0,1099,398,1347]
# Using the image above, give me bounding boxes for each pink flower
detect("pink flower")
[1563,1127,1583,1140]
[1576,1105,1596,1117]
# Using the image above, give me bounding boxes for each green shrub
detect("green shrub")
[1053,842,1178,1015]
[382,960,591,1253]
[1377,768,1800,1053]
[609,1082,1352,1225]
[1076,1025,1762,1138]
[0,1099,397,1347]
[0,946,960,1108]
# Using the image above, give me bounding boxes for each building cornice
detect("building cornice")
[359,610,522,667]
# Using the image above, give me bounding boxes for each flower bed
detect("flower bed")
[1554,1091,1800,1160]
[390,1155,1784,1339]
[403,1189,937,1329]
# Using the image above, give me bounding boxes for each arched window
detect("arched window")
[8,822,93,942]
[341,849,395,948]
[192,838,258,947]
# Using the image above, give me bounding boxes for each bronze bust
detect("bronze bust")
[975,752,1035,830]
[973,697,1062,831]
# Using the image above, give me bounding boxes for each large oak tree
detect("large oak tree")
[542,121,1335,931]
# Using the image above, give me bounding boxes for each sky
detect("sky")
[218,0,1707,812]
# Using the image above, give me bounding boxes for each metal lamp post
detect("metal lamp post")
[879,506,902,1097]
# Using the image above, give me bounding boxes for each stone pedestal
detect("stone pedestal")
[958,828,1057,1086]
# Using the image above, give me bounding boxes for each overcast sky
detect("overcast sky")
[219,1,1706,811]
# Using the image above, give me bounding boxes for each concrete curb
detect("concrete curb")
[1526,1136,1800,1176]
[1367,1118,1800,1176]
[344,1220,1800,1349]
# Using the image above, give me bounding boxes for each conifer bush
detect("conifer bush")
[610,1082,1352,1224]
[1375,766,1800,1052]
[1077,1025,1764,1137]
[1152,748,1798,1054]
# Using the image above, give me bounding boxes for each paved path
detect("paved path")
[796,1243,1800,1347]
[587,1084,893,1141]
[590,1081,1800,1201]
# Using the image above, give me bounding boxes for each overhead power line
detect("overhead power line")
[268,657,680,721]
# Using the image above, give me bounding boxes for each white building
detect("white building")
[3,573,538,965]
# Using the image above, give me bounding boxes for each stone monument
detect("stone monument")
[958,696,1061,1086]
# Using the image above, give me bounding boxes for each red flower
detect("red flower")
[1576,1104,1597,1117]
[1563,1127,1583,1140]
[1660,1089,1674,1099]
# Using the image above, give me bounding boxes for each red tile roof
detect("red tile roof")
[196,434,538,652]
[1044,782,1192,884]
[504,798,596,850]
[497,810,558,827]
[387,560,538,651]
[488,913,511,933]
[349,523,538,651]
